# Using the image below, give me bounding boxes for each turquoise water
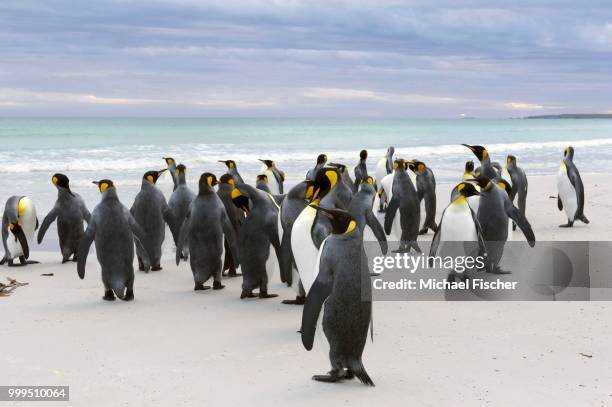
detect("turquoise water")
[1,117,611,216]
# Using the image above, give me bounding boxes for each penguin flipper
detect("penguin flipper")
[78,197,92,223]
[37,208,58,244]
[471,208,487,257]
[221,210,240,267]
[2,214,10,261]
[77,222,96,279]
[365,208,387,255]
[384,195,400,235]
[505,201,535,247]
[127,212,155,263]
[301,278,332,351]
[557,194,563,211]
[428,209,445,259]
[279,229,293,285]
[176,213,191,266]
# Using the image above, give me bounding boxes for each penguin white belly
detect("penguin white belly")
[440,201,477,242]
[375,158,387,188]
[265,169,280,195]
[291,206,318,293]
[265,243,278,282]
[315,298,331,357]
[304,236,329,294]
[291,267,301,295]
[380,173,401,240]
[419,198,426,229]
[7,198,37,259]
[557,164,577,221]
[467,184,480,214]
[501,167,513,190]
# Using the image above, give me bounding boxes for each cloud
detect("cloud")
[304,88,460,104]
[503,102,546,110]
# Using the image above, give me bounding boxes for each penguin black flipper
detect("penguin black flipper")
[78,196,92,223]
[504,200,535,247]
[77,222,96,279]
[428,208,445,258]
[567,165,588,222]
[557,194,563,211]
[365,208,387,254]
[37,207,58,244]
[471,207,488,257]
[301,277,333,351]
[384,195,400,235]
[279,229,293,285]
[221,209,240,267]
[1,213,9,262]
[176,212,191,265]
[127,211,155,263]
[271,168,284,194]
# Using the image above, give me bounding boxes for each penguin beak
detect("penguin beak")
[92,181,100,186]
[9,223,29,259]
[312,205,334,220]
[158,168,167,177]
[310,187,321,202]
[461,144,474,151]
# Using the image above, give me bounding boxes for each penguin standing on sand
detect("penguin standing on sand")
[375,146,394,187]
[462,144,498,179]
[37,174,91,263]
[255,174,271,193]
[301,206,374,386]
[353,150,368,189]
[472,177,535,273]
[219,160,244,184]
[167,164,195,257]
[163,157,178,191]
[410,160,438,235]
[557,147,589,228]
[78,180,153,301]
[130,169,171,272]
[1,196,38,267]
[217,174,244,277]
[258,159,285,194]
[384,159,421,253]
[177,173,239,291]
[348,177,387,254]
[306,154,327,181]
[279,180,314,304]
[502,155,528,231]
[231,183,282,299]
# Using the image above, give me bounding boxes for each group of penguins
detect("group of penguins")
[1,144,589,386]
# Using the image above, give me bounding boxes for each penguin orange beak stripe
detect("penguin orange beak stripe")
[310,187,321,203]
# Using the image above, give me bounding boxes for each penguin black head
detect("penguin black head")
[219,174,235,186]
[465,161,474,173]
[329,163,348,174]
[311,167,340,202]
[564,146,575,160]
[92,179,115,193]
[258,159,274,168]
[219,160,237,169]
[144,169,167,184]
[393,158,408,171]
[410,160,426,174]
[462,144,489,161]
[362,176,375,187]
[386,146,395,157]
[175,164,187,176]
[312,206,357,235]
[52,173,74,196]
[455,182,480,199]
[199,172,219,190]
[256,174,269,183]
[316,154,327,165]
[506,155,517,165]
[359,149,368,160]
[231,187,250,213]
[163,157,175,166]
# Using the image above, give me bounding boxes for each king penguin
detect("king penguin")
[130,169,172,272]
[557,146,589,227]
[259,159,285,194]
[348,176,387,254]
[375,146,394,188]
[301,206,374,386]
[177,173,239,291]
[462,144,499,179]
[462,161,479,213]
[167,164,196,258]
[219,160,244,184]
[1,196,38,267]
[163,157,178,191]
[255,174,271,193]
[306,154,327,181]
[502,155,528,231]
[410,160,438,235]
[217,174,244,277]
[78,180,154,301]
[37,173,91,263]
[330,163,357,194]
[353,150,368,190]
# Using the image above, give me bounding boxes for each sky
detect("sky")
[1,0,612,118]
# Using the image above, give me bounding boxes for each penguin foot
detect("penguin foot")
[258,291,279,299]
[313,370,343,383]
[103,290,116,301]
[418,228,429,235]
[282,296,305,305]
[240,289,256,299]
[72,256,78,262]
[194,283,211,291]
[559,222,574,228]
[62,258,70,264]
[213,281,225,290]
[151,265,163,271]
[344,369,355,380]
[123,289,134,301]
[226,271,242,278]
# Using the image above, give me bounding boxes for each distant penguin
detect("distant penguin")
[130,169,171,272]
[167,164,196,255]
[37,173,91,263]
[557,147,589,228]
[259,159,285,194]
[217,174,244,277]
[279,180,314,305]
[255,174,271,193]
[219,160,244,184]
[306,154,327,181]
[429,182,486,281]
[353,150,368,190]
[301,206,374,386]
[375,146,394,187]
[232,183,282,299]
[78,180,153,301]
[1,196,38,267]
[384,159,421,253]
[462,161,479,213]
[411,160,438,235]
[502,155,528,231]
[330,163,357,194]
[177,173,239,291]
[472,177,535,273]
[462,144,498,179]
[163,157,179,191]
[348,177,387,254]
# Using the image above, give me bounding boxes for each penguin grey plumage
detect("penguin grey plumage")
[306,153,327,181]
[219,159,244,184]
[1,196,38,267]
[255,174,272,193]
[502,155,528,231]
[410,161,438,235]
[347,176,387,254]
[217,174,244,277]
[384,159,421,253]
[301,206,374,386]
[353,150,368,190]
[472,177,535,273]
[78,180,153,301]
[163,157,178,191]
[167,164,195,254]
[232,183,282,299]
[130,169,171,272]
[176,173,239,291]
[462,144,498,179]
[37,173,91,263]
[330,163,357,194]
[557,146,589,227]
[258,159,285,194]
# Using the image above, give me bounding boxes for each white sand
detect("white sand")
[1,174,611,407]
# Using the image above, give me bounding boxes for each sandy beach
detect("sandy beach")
[2,174,611,407]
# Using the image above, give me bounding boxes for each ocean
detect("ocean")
[1,117,611,217]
